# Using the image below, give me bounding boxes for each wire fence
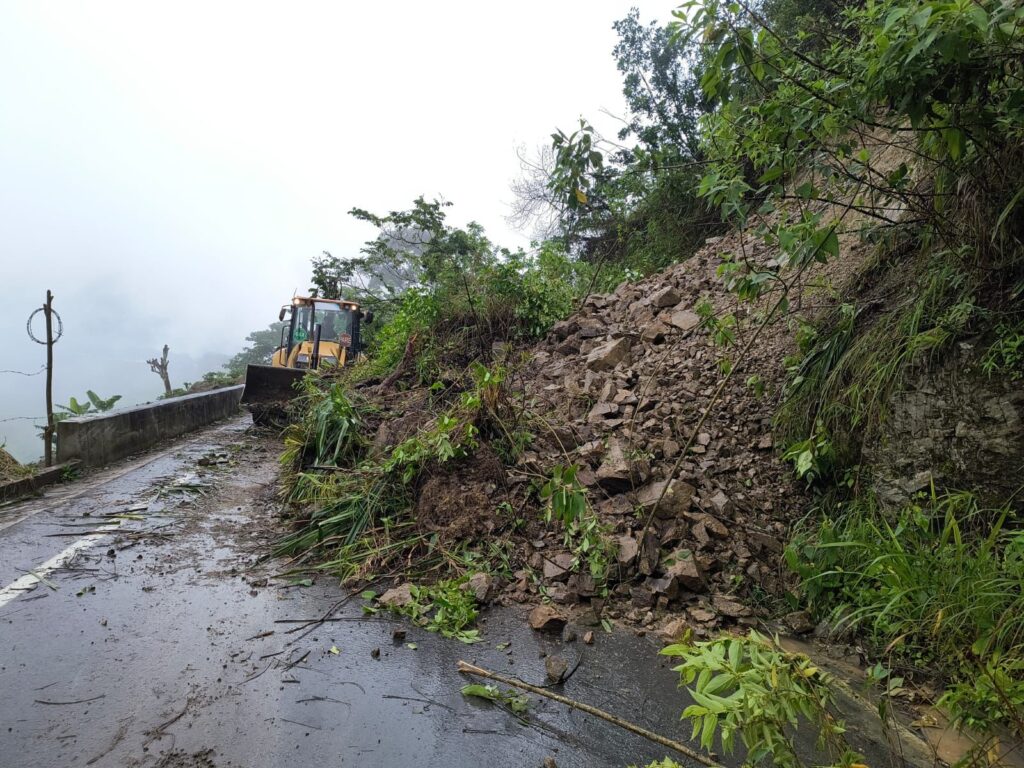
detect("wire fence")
[0,366,47,427]
[0,365,45,377]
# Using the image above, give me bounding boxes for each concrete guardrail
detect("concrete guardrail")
[56,385,244,467]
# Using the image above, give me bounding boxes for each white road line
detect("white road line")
[0,523,120,608]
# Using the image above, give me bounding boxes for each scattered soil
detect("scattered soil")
[151,749,217,768]
[0,447,26,483]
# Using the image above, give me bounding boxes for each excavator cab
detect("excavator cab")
[241,296,371,424]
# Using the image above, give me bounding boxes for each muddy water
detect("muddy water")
[0,417,937,768]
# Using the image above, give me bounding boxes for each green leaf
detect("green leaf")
[944,127,964,160]
[883,6,907,31]
[795,181,815,200]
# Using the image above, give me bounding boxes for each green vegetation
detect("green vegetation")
[460,683,530,715]
[372,578,482,644]
[786,490,1024,733]
[41,390,122,447]
[662,632,856,768]
[275,364,515,582]
[539,465,614,584]
[661,0,1024,738]
[311,200,594,385]
[673,0,1024,475]
[272,0,1024,748]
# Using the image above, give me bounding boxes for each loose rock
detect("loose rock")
[529,605,567,632]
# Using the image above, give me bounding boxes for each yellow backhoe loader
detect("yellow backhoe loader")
[241,296,372,425]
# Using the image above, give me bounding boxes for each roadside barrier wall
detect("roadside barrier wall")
[56,386,244,467]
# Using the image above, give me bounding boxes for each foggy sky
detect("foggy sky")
[0,1,671,460]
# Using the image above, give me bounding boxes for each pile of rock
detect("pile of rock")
[507,235,810,635]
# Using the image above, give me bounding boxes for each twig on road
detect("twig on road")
[34,694,105,705]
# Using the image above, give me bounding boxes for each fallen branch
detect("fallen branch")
[378,333,418,391]
[457,660,723,768]
[34,694,105,706]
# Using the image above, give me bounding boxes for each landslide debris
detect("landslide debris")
[275,226,872,637]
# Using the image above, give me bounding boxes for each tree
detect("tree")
[147,345,172,397]
[612,9,707,157]
[223,323,287,377]
[514,11,720,277]
[310,197,500,313]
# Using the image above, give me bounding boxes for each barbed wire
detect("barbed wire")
[0,365,46,377]
[0,415,45,423]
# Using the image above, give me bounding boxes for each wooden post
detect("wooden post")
[43,290,55,467]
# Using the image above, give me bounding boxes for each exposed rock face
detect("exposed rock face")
[867,343,1024,508]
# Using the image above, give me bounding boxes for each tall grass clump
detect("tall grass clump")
[274,365,504,582]
[786,489,1024,730]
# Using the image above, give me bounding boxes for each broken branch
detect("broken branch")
[456,660,723,767]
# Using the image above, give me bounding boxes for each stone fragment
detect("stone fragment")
[651,285,681,308]
[545,654,569,683]
[663,549,704,591]
[645,575,679,600]
[529,605,567,631]
[586,337,631,372]
[569,571,598,597]
[587,401,619,422]
[543,552,574,582]
[583,630,595,645]
[708,490,733,517]
[550,319,578,340]
[637,529,661,576]
[595,438,648,491]
[641,321,670,343]
[635,479,695,517]
[658,618,690,644]
[462,572,494,603]
[712,595,751,618]
[689,607,716,623]
[629,586,655,608]
[615,534,639,568]
[668,309,701,331]
[785,610,815,634]
[380,583,414,609]
[572,606,602,627]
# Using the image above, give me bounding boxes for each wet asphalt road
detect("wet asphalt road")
[0,417,704,768]
[0,417,939,768]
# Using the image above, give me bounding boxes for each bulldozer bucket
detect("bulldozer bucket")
[240,365,306,406]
